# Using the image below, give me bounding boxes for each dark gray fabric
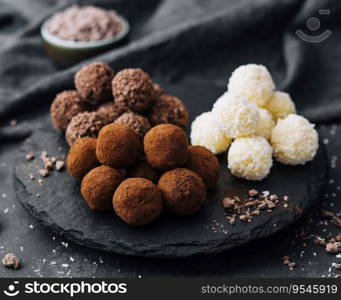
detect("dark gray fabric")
[0,0,340,132]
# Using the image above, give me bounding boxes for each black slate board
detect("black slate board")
[13,125,327,257]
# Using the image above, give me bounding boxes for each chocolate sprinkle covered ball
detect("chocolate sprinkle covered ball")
[185,145,219,188]
[158,168,207,216]
[126,159,160,183]
[149,94,189,130]
[65,111,104,146]
[113,178,162,225]
[75,62,114,105]
[81,165,124,211]
[50,90,87,131]
[112,68,154,113]
[144,124,189,170]
[96,123,142,169]
[66,137,100,181]
[96,102,129,125]
[114,112,151,139]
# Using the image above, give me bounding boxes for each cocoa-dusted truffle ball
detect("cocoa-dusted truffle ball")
[185,146,219,188]
[144,124,189,170]
[50,90,87,130]
[66,137,100,181]
[81,165,124,211]
[112,68,154,113]
[126,159,160,183]
[65,112,104,146]
[158,168,207,215]
[149,94,189,130]
[114,112,151,139]
[75,62,114,105]
[96,102,129,125]
[113,178,162,225]
[96,123,142,169]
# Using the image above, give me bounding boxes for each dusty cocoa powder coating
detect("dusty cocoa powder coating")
[143,124,189,170]
[185,145,220,188]
[112,68,154,113]
[65,111,104,146]
[158,168,207,216]
[96,101,129,125]
[96,123,142,169]
[114,112,151,139]
[149,94,189,130]
[66,137,100,181]
[81,165,124,211]
[126,159,160,183]
[75,62,114,105]
[113,178,162,225]
[50,90,88,131]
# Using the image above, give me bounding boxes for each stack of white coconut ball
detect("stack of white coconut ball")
[190,64,319,181]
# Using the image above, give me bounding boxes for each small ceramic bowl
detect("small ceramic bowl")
[41,14,130,67]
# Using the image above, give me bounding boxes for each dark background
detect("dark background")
[0,0,340,277]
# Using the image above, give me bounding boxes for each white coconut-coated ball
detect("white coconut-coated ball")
[212,91,228,110]
[228,64,275,107]
[228,136,273,181]
[212,92,260,138]
[190,111,231,155]
[264,91,296,120]
[271,114,318,165]
[255,108,275,140]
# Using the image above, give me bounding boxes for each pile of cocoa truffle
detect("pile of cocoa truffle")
[67,123,219,225]
[51,62,220,225]
[50,62,189,145]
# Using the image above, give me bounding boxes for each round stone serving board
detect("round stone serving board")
[13,126,327,257]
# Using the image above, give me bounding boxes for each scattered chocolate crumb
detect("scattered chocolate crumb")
[326,242,341,254]
[269,194,278,201]
[25,153,35,161]
[248,189,258,197]
[332,263,341,270]
[322,210,335,218]
[226,214,236,225]
[2,253,20,269]
[330,216,341,228]
[283,195,289,201]
[10,119,17,126]
[245,201,255,207]
[222,197,235,209]
[55,160,65,171]
[38,179,44,185]
[257,202,267,210]
[281,256,297,269]
[288,262,297,269]
[39,169,50,177]
[239,215,251,222]
[314,238,326,247]
[223,190,290,225]
[266,200,276,209]
[29,174,36,180]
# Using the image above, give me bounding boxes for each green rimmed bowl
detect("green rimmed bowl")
[41,14,130,67]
